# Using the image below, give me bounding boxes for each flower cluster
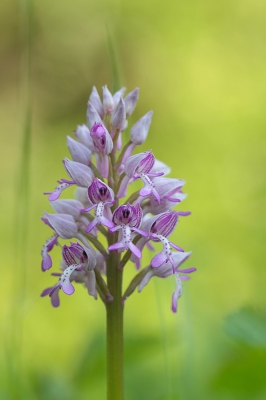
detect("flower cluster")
[41,85,196,312]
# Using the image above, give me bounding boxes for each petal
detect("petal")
[44,181,74,201]
[86,102,102,129]
[89,86,104,118]
[108,242,126,251]
[50,287,60,307]
[151,251,166,268]
[131,227,149,237]
[116,175,131,198]
[67,136,92,165]
[74,124,94,150]
[100,216,115,229]
[43,213,78,239]
[139,187,152,197]
[109,225,121,233]
[51,199,83,219]
[41,287,54,297]
[171,275,183,313]
[60,264,81,295]
[169,241,184,252]
[85,270,97,298]
[172,251,192,267]
[151,159,171,176]
[124,88,139,117]
[111,97,126,130]
[102,85,114,113]
[41,253,52,271]
[85,219,98,233]
[63,158,94,187]
[171,291,178,313]
[124,151,153,178]
[113,87,127,106]
[130,110,153,144]
[100,154,109,178]
[62,281,75,295]
[81,204,97,213]
[129,242,142,259]
[178,267,197,274]
[138,270,154,292]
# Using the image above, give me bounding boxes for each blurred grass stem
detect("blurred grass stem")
[7,0,33,398]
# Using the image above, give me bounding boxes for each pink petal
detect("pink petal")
[139,187,152,196]
[129,242,142,259]
[62,282,75,295]
[101,216,115,229]
[151,251,166,268]
[86,219,98,233]
[108,242,126,251]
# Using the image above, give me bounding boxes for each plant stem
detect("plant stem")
[106,236,124,400]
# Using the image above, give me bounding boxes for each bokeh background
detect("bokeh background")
[1,0,266,399]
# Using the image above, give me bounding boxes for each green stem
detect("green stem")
[106,235,124,400]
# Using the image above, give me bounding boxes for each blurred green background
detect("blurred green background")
[1,0,266,399]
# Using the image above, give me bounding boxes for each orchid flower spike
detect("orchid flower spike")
[82,179,115,232]
[108,203,148,259]
[41,84,194,312]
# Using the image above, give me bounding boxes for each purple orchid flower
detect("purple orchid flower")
[41,242,97,306]
[82,179,115,232]
[131,211,190,271]
[41,213,78,271]
[44,158,94,201]
[138,251,196,312]
[90,122,113,178]
[145,211,190,270]
[117,150,163,202]
[108,203,148,259]
[144,177,187,214]
[62,242,96,271]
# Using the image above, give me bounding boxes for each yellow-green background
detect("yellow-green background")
[1,0,266,399]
